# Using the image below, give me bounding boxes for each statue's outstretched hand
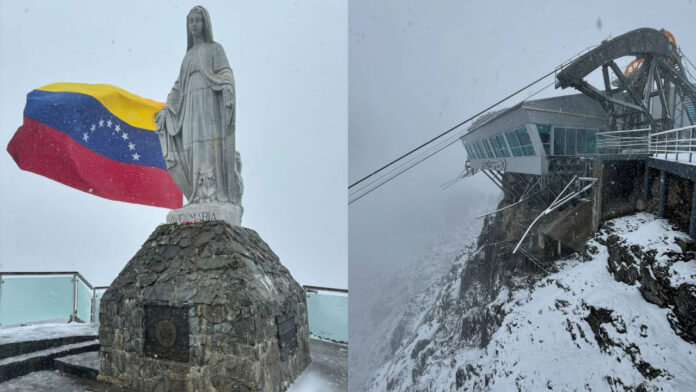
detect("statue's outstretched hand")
[223,87,234,108]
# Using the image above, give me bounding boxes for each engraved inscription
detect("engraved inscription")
[144,304,189,362]
[166,211,218,224]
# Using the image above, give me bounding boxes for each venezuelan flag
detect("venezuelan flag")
[6,82,183,209]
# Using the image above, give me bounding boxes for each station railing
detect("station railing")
[649,124,696,163]
[0,272,347,343]
[595,128,650,155]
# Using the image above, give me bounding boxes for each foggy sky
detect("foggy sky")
[0,1,347,289]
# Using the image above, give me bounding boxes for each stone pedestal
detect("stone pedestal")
[166,203,243,227]
[98,221,310,391]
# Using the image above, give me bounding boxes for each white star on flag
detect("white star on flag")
[132,152,140,161]
[106,119,112,128]
[90,124,96,132]
[114,124,121,132]
[82,132,89,142]
[99,119,104,127]
[121,132,129,140]
[128,142,136,151]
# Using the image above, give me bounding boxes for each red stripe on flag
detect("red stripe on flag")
[7,117,183,209]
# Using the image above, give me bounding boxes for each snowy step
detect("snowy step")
[0,323,98,360]
[0,339,99,382]
[54,351,99,381]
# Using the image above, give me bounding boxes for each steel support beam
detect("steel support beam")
[659,170,668,218]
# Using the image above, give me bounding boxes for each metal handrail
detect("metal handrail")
[595,128,650,155]
[0,271,95,290]
[303,285,348,294]
[650,124,696,137]
[649,124,696,162]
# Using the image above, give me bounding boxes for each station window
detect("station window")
[553,127,598,155]
[475,142,487,159]
[482,140,495,158]
[495,134,510,157]
[566,128,576,155]
[505,130,521,156]
[489,136,509,158]
[506,126,535,156]
[471,144,480,159]
[587,130,597,153]
[466,144,478,159]
[553,127,566,155]
[536,124,551,155]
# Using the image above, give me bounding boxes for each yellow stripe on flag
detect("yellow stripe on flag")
[38,82,164,131]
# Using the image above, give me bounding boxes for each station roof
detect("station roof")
[462,93,607,142]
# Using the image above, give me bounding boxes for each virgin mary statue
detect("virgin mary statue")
[156,6,243,224]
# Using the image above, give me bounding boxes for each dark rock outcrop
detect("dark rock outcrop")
[604,226,696,344]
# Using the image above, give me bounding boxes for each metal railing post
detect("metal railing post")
[690,127,693,163]
[0,273,3,327]
[91,288,96,323]
[71,273,77,322]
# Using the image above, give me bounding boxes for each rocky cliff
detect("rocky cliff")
[368,199,696,391]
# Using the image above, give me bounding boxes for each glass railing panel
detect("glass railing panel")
[306,290,348,343]
[0,276,73,327]
[76,280,92,322]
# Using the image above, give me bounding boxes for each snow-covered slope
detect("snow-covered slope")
[369,213,696,391]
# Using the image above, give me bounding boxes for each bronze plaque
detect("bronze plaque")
[144,304,189,362]
[276,313,297,360]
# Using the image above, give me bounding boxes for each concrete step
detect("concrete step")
[54,351,99,381]
[0,323,98,360]
[0,340,99,382]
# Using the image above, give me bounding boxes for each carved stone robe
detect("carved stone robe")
[157,41,241,205]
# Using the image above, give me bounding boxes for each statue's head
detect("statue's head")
[187,6,213,50]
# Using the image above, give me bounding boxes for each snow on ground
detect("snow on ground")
[652,153,696,165]
[0,323,97,344]
[370,213,696,391]
[670,260,696,287]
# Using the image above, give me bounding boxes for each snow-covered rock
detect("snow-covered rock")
[369,213,696,391]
